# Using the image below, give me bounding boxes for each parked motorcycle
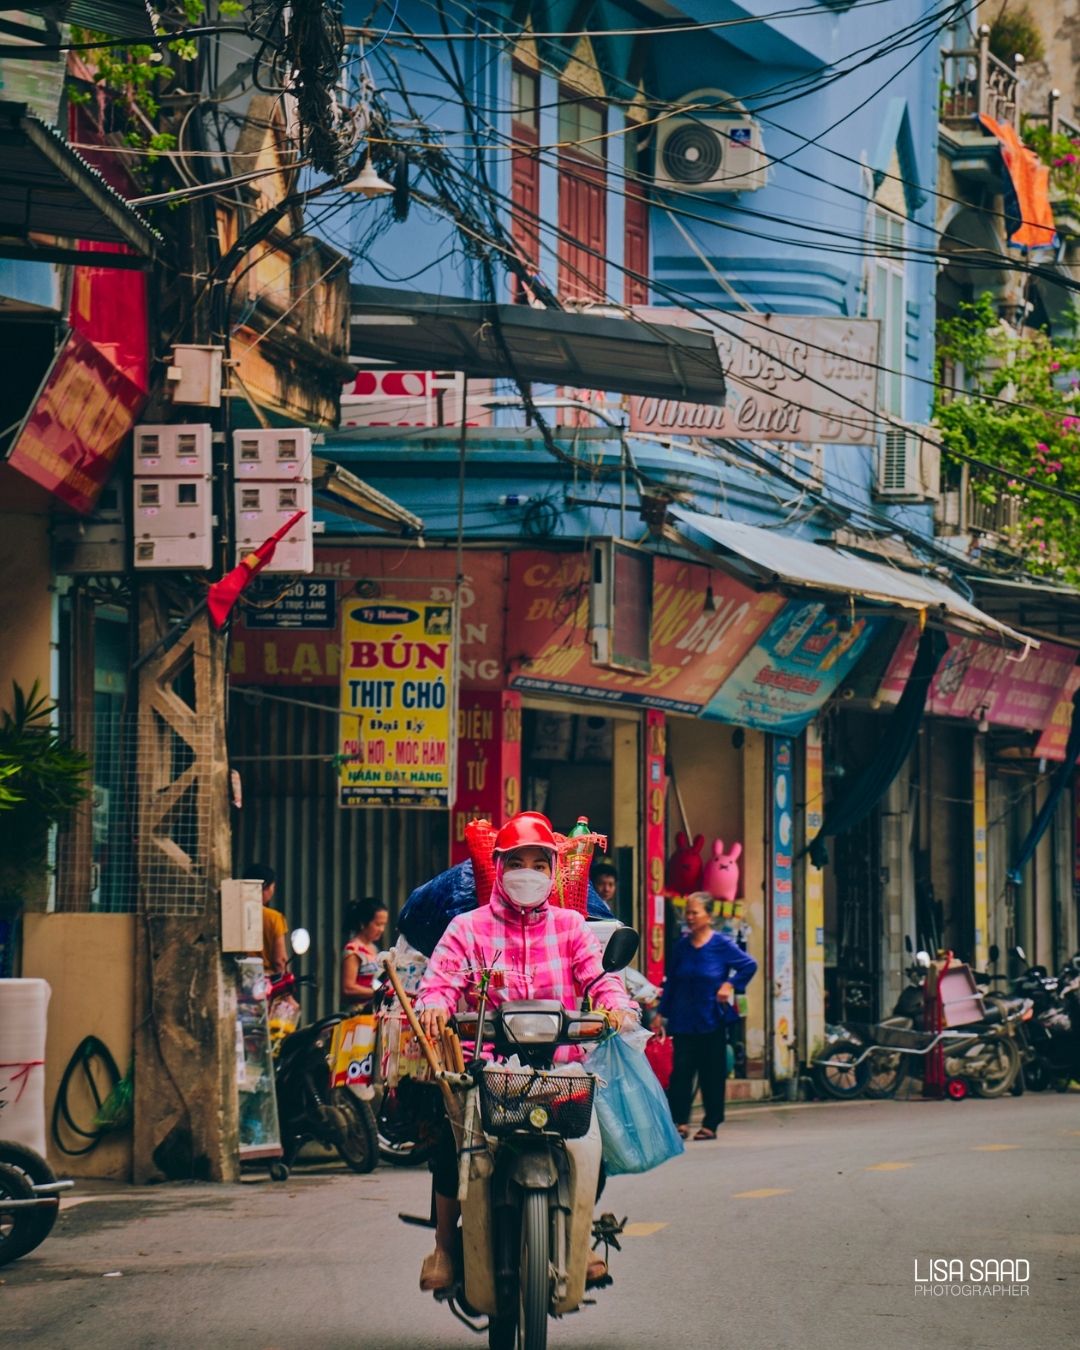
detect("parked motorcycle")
[0,1140,73,1267]
[1005,947,1080,1092]
[812,944,1030,1101]
[403,926,640,1350]
[269,929,379,1176]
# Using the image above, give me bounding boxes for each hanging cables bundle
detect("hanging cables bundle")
[285,0,356,176]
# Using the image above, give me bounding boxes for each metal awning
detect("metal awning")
[9,1,155,41]
[0,100,161,266]
[671,509,1034,649]
[312,456,423,538]
[350,285,727,403]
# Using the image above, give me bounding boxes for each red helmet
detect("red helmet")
[494,811,557,854]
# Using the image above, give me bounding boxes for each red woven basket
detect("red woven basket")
[464,818,499,904]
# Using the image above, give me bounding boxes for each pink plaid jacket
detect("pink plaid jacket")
[418,892,634,1022]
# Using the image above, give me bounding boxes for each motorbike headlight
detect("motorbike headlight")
[502,1012,562,1045]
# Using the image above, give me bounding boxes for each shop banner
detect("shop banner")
[451,691,522,863]
[803,721,825,1057]
[507,551,785,713]
[771,737,796,1080]
[879,631,1076,732]
[644,711,668,986]
[627,309,879,445]
[973,738,989,969]
[231,548,504,687]
[6,328,146,515]
[702,601,882,733]
[1035,662,1080,761]
[338,601,456,808]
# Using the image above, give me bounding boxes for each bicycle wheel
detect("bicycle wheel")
[519,1189,550,1350]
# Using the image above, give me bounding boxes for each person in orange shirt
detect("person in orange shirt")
[247,864,288,977]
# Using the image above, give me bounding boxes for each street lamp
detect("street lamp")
[341,157,393,197]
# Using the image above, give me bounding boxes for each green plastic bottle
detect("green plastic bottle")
[568,815,590,838]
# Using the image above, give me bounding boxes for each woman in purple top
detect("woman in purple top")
[658,893,758,1140]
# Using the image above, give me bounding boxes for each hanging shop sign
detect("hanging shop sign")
[879,631,1076,733]
[341,369,492,429]
[803,720,826,1058]
[6,328,146,515]
[244,578,338,630]
[627,309,879,445]
[507,552,785,713]
[1036,663,1080,761]
[230,547,504,687]
[973,738,989,970]
[450,691,523,864]
[702,601,882,733]
[338,601,456,808]
[770,736,796,1081]
[643,711,668,987]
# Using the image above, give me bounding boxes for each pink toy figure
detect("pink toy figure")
[703,839,742,902]
[665,831,704,895]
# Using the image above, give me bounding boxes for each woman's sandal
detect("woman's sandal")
[693,1127,716,1141]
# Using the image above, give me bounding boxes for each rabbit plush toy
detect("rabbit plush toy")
[665,831,704,895]
[703,839,742,902]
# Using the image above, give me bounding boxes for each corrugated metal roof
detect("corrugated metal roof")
[0,99,160,263]
[17,0,155,41]
[671,509,1034,649]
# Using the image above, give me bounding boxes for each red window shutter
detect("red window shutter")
[624,185,649,306]
[510,118,540,301]
[558,153,607,302]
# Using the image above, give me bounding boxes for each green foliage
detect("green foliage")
[1022,123,1080,214]
[934,294,1080,579]
[989,4,1045,63]
[0,683,89,903]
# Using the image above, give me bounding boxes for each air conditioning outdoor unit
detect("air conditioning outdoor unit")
[875,423,941,502]
[653,96,768,195]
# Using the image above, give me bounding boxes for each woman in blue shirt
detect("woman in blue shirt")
[658,893,758,1139]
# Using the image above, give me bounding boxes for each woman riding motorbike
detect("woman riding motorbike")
[415,811,635,1293]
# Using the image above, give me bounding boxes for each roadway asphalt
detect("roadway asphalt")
[4,1092,1078,1350]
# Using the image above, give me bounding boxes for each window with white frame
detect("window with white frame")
[869,206,905,417]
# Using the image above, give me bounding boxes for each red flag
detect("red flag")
[207,510,306,628]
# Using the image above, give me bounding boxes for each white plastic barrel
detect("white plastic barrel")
[0,978,51,1156]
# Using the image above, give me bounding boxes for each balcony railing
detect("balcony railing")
[936,483,1021,541]
[940,24,1021,131]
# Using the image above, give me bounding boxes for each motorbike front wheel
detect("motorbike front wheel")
[332,1090,379,1173]
[519,1189,550,1350]
[969,1037,1020,1098]
[864,1050,906,1100]
[811,1041,869,1100]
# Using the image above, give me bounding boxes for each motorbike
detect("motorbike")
[403,926,640,1350]
[812,943,1030,1101]
[268,928,379,1177]
[1003,946,1080,1092]
[0,1140,74,1267]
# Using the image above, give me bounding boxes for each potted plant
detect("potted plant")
[0,682,89,911]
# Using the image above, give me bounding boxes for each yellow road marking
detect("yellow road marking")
[733,1188,793,1199]
[972,1144,1020,1151]
[622,1222,669,1237]
[865,1162,913,1171]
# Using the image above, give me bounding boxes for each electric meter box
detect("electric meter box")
[234,478,313,573]
[232,428,313,480]
[134,423,213,477]
[133,475,213,570]
[221,879,264,953]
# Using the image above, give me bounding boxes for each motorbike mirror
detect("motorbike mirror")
[1014,945,1027,964]
[989,943,1000,964]
[290,927,311,956]
[915,950,932,969]
[904,935,913,953]
[602,926,640,973]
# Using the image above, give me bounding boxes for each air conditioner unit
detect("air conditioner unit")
[875,423,941,502]
[588,539,653,673]
[653,98,767,195]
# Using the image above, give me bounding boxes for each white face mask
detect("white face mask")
[501,868,552,910]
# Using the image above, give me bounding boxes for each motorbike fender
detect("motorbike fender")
[510,1150,558,1190]
[555,1112,602,1317]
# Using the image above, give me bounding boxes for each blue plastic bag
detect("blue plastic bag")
[589,1032,685,1175]
[400,862,616,957]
